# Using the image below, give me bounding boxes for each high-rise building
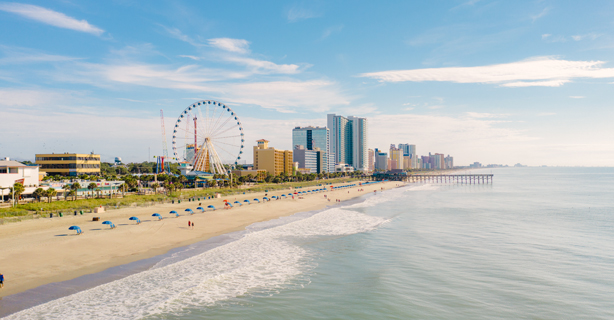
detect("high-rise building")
[445,155,454,169]
[253,139,293,176]
[292,126,332,173]
[327,114,368,171]
[293,145,326,173]
[367,149,374,171]
[389,146,404,170]
[374,149,388,171]
[398,143,416,168]
[35,152,100,176]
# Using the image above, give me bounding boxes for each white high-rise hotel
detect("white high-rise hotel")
[327,114,368,171]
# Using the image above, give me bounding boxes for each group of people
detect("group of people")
[187,221,195,229]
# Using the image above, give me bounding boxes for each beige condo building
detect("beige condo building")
[253,139,293,176]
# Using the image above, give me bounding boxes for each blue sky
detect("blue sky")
[1,0,613,166]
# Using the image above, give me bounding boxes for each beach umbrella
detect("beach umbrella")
[281,194,286,198]
[226,203,233,207]
[272,196,277,199]
[152,213,162,220]
[185,208,194,214]
[170,210,177,214]
[68,226,82,234]
[196,206,205,212]
[129,216,140,224]
[253,198,260,203]
[263,197,269,200]
[102,221,114,228]
[234,201,242,206]
[243,199,250,204]
[207,205,216,210]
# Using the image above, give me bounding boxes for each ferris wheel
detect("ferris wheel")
[171,100,245,176]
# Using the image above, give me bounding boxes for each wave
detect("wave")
[4,209,387,319]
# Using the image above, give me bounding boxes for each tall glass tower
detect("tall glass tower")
[327,114,368,171]
[292,126,331,173]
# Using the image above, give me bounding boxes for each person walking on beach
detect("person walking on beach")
[191,222,194,229]
[0,272,4,289]
[188,220,191,229]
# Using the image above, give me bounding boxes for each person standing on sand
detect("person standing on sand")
[188,221,191,229]
[191,222,194,229]
[0,272,4,288]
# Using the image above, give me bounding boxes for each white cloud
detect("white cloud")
[537,112,556,116]
[321,25,344,40]
[571,33,600,41]
[222,56,302,74]
[569,96,585,99]
[466,112,510,118]
[286,5,321,22]
[541,34,551,40]
[0,88,64,106]
[0,3,104,35]
[531,7,551,22]
[359,57,614,87]
[208,38,250,54]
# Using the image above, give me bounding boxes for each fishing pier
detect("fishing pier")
[370,172,493,184]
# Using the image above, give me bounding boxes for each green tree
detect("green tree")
[33,188,45,202]
[71,182,81,201]
[151,182,159,194]
[63,184,72,200]
[88,182,98,198]
[46,188,57,203]
[10,182,25,202]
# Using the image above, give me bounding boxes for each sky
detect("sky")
[0,0,613,166]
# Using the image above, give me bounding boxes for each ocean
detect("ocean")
[3,167,614,319]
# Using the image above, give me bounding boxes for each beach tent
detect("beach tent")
[234,201,242,206]
[152,213,162,220]
[68,226,82,235]
[207,205,216,210]
[196,206,205,212]
[243,199,250,204]
[185,208,194,215]
[129,216,140,224]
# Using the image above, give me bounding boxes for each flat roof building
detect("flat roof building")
[35,152,101,176]
[253,140,293,176]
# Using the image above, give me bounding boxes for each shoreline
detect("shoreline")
[0,180,398,301]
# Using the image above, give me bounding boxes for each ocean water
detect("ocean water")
[4,167,614,319]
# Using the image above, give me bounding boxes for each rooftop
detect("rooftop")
[0,160,28,167]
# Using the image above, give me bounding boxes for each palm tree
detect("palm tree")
[11,182,25,204]
[71,182,81,200]
[46,188,57,203]
[95,188,102,198]
[151,183,159,194]
[87,182,97,199]
[63,184,72,200]
[33,188,45,202]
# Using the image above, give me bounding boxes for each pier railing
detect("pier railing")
[371,173,493,184]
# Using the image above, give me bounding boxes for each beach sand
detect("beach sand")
[0,180,398,298]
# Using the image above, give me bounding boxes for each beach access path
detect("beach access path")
[0,180,399,298]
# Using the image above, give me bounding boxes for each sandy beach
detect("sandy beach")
[0,180,398,298]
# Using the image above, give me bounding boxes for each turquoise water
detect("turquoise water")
[5,167,614,319]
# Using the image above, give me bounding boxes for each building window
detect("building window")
[9,167,18,173]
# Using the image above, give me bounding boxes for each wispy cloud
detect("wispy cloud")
[162,26,203,47]
[531,7,551,22]
[223,56,303,74]
[286,4,321,22]
[0,45,79,64]
[359,56,614,87]
[208,38,250,54]
[571,33,601,41]
[569,96,585,99]
[537,112,556,116]
[0,3,104,35]
[321,25,343,40]
[466,112,511,118]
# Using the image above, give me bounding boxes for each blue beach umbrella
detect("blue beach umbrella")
[243,199,250,204]
[196,206,205,212]
[263,197,269,200]
[207,205,216,210]
[102,221,114,229]
[170,210,177,214]
[185,208,194,214]
[129,216,140,224]
[234,201,242,206]
[152,213,162,220]
[254,198,260,203]
[272,196,277,199]
[68,226,82,234]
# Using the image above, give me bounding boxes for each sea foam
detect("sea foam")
[3,208,387,319]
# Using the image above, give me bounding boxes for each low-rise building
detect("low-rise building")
[35,152,101,176]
